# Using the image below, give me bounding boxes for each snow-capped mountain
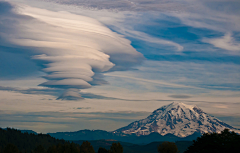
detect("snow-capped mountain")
[114,102,240,137]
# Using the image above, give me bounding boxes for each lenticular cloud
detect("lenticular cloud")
[0,2,143,100]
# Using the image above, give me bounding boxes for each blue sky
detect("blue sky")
[0,0,240,133]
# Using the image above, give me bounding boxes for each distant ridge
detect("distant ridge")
[114,102,240,137]
[20,130,38,135]
[48,129,200,144]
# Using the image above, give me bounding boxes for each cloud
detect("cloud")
[57,88,83,100]
[0,86,16,91]
[104,73,201,89]
[1,109,240,133]
[0,110,150,132]
[0,1,143,100]
[75,107,91,110]
[26,0,184,52]
[168,95,192,99]
[203,33,240,51]
[40,0,190,12]
[0,85,61,96]
[80,92,119,100]
[116,28,184,52]
[170,0,240,33]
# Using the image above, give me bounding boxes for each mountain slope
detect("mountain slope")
[114,102,240,137]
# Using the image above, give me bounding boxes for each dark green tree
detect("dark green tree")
[0,128,68,153]
[80,141,95,153]
[34,145,45,153]
[184,129,240,153]
[98,147,108,153]
[47,145,57,153]
[158,141,179,153]
[3,144,19,153]
[109,142,123,153]
[70,142,80,153]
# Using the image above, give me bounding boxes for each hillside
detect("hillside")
[0,128,192,153]
[0,128,72,153]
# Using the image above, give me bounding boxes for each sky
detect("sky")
[0,0,240,133]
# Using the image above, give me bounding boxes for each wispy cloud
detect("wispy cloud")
[1,108,240,133]
[0,110,150,132]
[168,95,192,99]
[170,0,240,33]
[203,33,240,51]
[0,85,61,96]
[104,73,200,89]
[103,60,240,95]
[38,0,190,12]
[0,1,143,100]
[1,0,240,133]
[116,27,184,52]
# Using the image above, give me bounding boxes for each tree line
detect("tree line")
[0,128,123,153]
[158,129,240,153]
[1,128,240,153]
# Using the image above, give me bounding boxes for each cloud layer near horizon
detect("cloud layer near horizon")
[0,1,143,100]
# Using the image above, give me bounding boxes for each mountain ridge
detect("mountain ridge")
[114,102,240,137]
[48,129,201,144]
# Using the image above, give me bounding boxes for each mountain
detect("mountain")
[3,102,239,145]
[114,102,240,137]
[49,130,116,141]
[48,102,239,143]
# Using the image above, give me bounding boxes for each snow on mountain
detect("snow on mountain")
[114,102,240,137]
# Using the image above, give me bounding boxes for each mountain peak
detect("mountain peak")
[156,102,198,112]
[115,102,240,137]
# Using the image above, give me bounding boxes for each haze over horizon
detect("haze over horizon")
[0,0,240,133]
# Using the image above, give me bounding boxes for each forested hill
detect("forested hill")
[0,128,79,153]
[0,128,192,153]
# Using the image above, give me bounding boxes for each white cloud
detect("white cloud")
[104,73,199,89]
[31,0,190,12]
[57,88,83,100]
[116,28,184,51]
[0,2,143,99]
[203,33,240,51]
[170,0,240,33]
